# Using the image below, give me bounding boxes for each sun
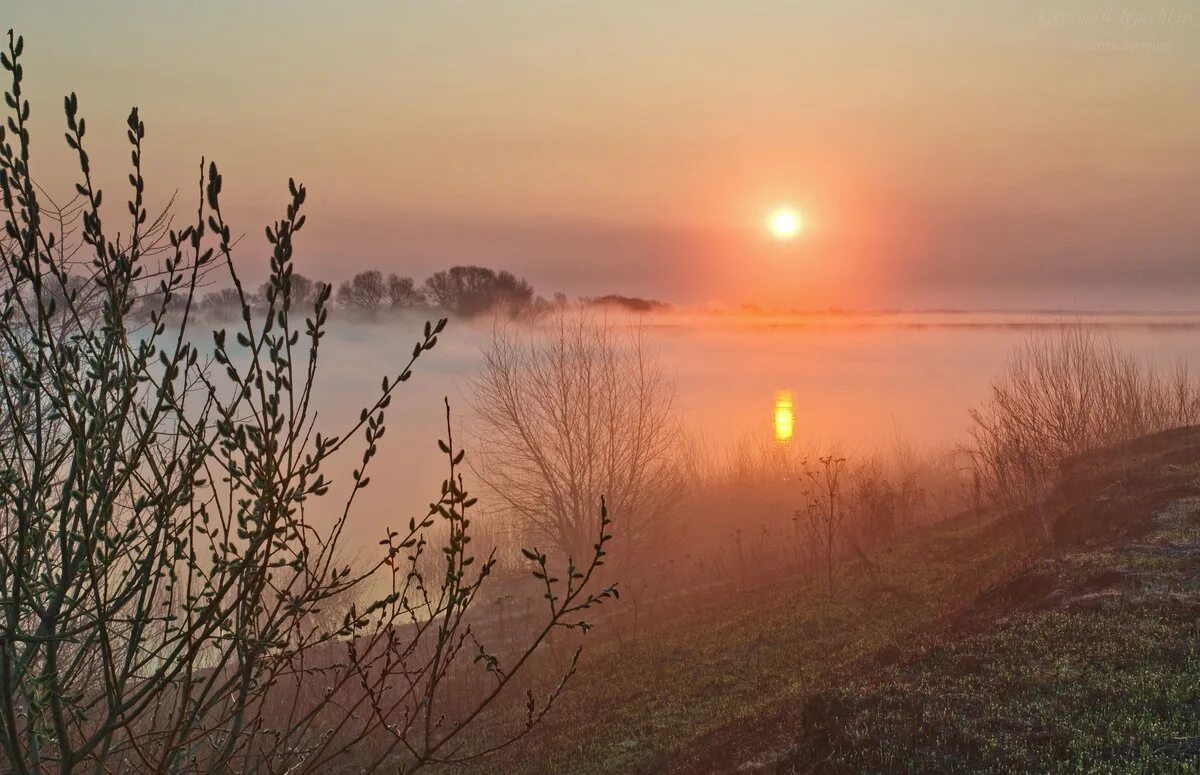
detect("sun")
[767,207,803,240]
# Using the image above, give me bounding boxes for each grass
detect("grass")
[817,610,1200,772]
[456,513,1028,773]
[450,428,1200,773]
[802,499,1200,773]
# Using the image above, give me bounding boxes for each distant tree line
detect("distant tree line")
[586,294,670,313]
[135,263,671,322]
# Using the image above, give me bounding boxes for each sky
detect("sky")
[7,1,1199,310]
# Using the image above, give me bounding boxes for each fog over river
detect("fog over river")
[286,310,1200,554]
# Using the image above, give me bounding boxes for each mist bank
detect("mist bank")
[243,311,1200,560]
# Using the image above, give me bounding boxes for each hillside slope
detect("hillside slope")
[721,426,1200,773]
[462,428,1200,773]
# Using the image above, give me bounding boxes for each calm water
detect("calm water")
[302,311,1200,549]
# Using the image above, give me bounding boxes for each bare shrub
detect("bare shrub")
[0,33,616,773]
[846,459,901,557]
[967,325,1200,534]
[672,429,966,597]
[469,313,680,563]
[799,455,848,598]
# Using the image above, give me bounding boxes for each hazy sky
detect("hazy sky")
[8,1,1199,309]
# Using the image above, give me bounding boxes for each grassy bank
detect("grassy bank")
[760,427,1200,773]
[458,428,1200,773]
[458,511,1028,773]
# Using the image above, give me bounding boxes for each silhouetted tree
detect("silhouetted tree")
[587,294,669,313]
[337,269,386,310]
[424,264,536,317]
[386,272,424,307]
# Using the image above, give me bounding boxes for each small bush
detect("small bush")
[967,325,1200,535]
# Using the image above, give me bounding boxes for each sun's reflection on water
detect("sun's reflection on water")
[774,391,794,443]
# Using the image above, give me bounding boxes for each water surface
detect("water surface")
[300,310,1200,551]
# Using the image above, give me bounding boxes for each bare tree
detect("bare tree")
[336,269,386,311]
[424,265,535,317]
[386,273,424,308]
[469,313,680,562]
[0,31,616,773]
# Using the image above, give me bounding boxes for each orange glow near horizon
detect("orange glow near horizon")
[6,3,1190,310]
[774,391,795,443]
